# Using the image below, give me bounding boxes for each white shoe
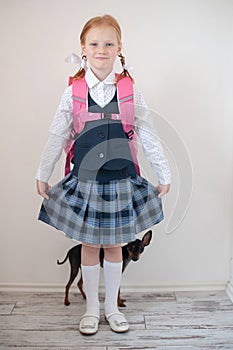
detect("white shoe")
[79,314,99,335]
[105,312,129,333]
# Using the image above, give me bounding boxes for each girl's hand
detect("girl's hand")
[36,180,51,200]
[157,183,170,198]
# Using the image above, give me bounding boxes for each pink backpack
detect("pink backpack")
[65,75,140,176]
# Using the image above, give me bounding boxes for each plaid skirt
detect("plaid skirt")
[38,173,163,245]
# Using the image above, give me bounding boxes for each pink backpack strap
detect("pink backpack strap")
[68,76,73,86]
[65,77,89,175]
[116,76,140,175]
[115,76,134,133]
[71,78,89,133]
[72,77,88,102]
[117,76,134,103]
[65,146,73,176]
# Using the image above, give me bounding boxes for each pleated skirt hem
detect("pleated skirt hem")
[38,173,164,245]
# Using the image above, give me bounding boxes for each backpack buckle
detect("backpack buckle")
[70,128,78,140]
[125,129,134,140]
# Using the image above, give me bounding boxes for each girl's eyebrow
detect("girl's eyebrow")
[88,39,114,42]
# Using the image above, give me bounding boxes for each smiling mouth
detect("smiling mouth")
[95,57,108,60]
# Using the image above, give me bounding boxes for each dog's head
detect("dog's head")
[127,230,152,261]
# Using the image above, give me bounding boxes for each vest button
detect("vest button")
[120,169,127,177]
[98,132,105,139]
[99,152,105,159]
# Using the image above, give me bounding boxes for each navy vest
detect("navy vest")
[72,92,136,182]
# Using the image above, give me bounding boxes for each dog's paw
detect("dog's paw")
[118,299,126,307]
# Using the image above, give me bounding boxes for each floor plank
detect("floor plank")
[0,290,232,349]
[0,314,145,331]
[0,303,15,315]
[175,291,229,302]
[1,328,233,348]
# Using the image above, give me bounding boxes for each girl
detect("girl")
[36,14,171,335]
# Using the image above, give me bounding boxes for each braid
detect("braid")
[72,55,87,80]
[116,53,134,83]
[72,67,86,80]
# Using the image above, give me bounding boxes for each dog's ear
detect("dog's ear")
[142,230,152,246]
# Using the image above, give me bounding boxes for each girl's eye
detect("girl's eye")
[90,43,97,46]
[106,43,114,47]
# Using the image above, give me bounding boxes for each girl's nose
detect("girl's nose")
[97,45,106,54]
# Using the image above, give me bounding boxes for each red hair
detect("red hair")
[72,14,134,83]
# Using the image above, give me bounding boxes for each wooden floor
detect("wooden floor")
[0,290,233,349]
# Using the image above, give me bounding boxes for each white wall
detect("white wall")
[229,151,233,293]
[0,0,232,291]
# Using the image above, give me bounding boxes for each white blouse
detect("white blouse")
[36,68,171,185]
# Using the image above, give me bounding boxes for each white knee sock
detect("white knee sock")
[104,259,123,316]
[81,264,100,317]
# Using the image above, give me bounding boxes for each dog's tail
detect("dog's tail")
[57,252,69,265]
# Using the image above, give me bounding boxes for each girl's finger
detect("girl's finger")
[158,191,164,199]
[41,191,49,200]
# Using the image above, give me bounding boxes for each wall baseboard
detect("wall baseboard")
[0,281,227,293]
[225,281,233,303]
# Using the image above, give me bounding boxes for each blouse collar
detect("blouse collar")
[85,67,116,88]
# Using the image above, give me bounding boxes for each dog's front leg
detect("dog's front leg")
[117,288,126,307]
[77,275,86,300]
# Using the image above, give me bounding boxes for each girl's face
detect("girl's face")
[81,26,122,80]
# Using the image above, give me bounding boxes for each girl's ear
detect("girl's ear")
[118,42,122,55]
[81,43,86,55]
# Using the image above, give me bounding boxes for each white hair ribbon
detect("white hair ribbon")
[65,53,81,65]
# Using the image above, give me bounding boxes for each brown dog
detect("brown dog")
[57,230,152,307]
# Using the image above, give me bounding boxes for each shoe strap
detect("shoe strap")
[105,311,124,321]
[81,313,100,320]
